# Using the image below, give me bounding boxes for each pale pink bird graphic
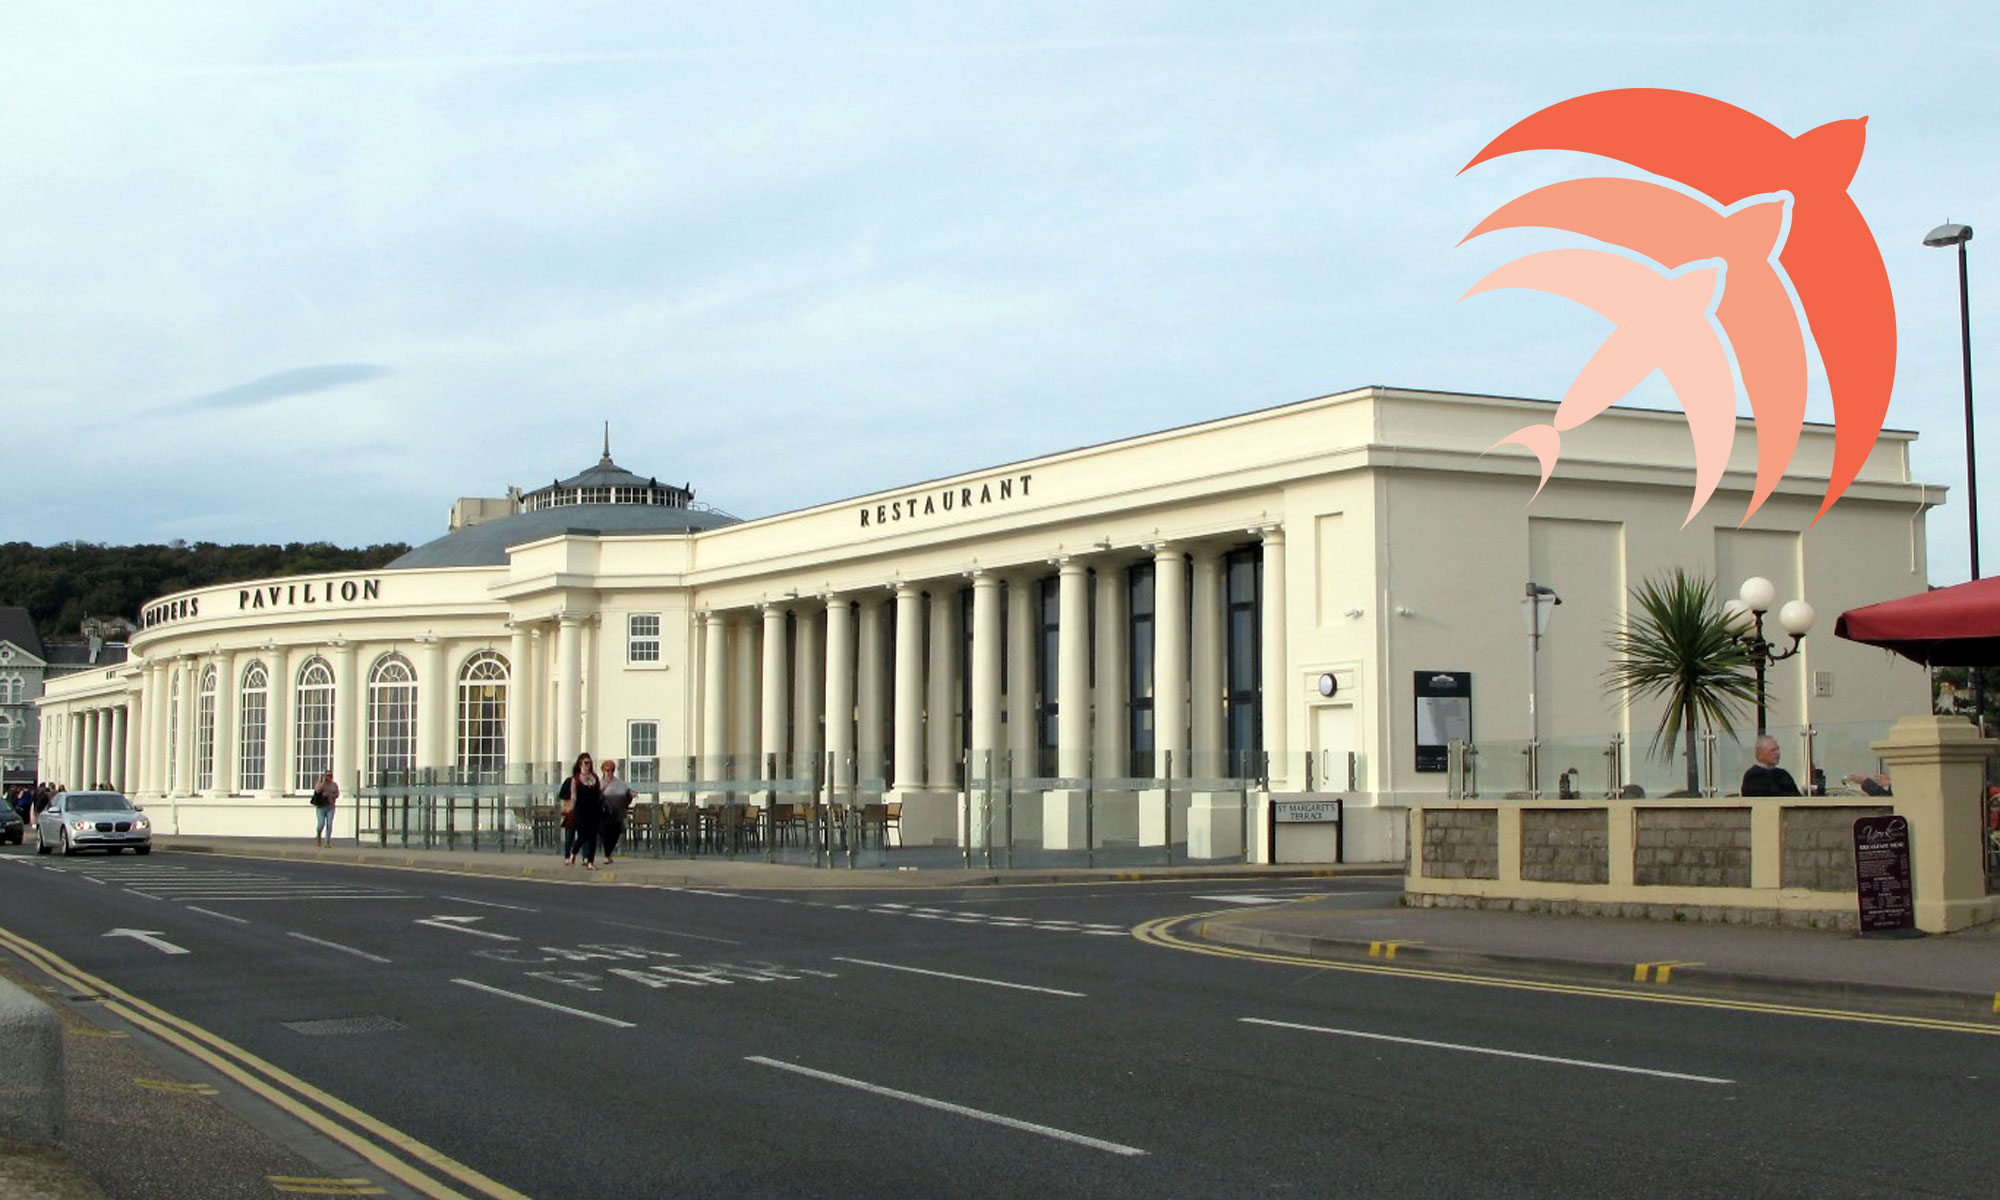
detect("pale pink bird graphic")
[1461,179,1802,523]
[1461,248,1738,526]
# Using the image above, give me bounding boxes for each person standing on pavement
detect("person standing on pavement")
[1741,735,1801,796]
[310,770,339,845]
[559,752,605,869]
[598,759,633,864]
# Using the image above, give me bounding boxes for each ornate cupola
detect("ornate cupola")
[520,424,694,512]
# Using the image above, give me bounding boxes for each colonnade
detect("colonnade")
[49,700,134,791]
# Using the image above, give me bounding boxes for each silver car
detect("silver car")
[36,791,153,856]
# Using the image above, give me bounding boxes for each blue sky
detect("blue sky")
[4,3,1992,586]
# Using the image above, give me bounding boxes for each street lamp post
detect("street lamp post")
[1723,577,1816,737]
[1522,582,1561,794]
[1923,221,1981,732]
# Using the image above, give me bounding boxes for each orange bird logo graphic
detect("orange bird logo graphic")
[1458,88,1897,525]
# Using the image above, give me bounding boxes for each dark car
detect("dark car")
[1,803,22,845]
[35,791,152,856]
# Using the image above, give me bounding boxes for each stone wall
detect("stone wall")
[1781,804,1892,892]
[1633,807,1751,888]
[1421,808,1498,879]
[1520,808,1609,884]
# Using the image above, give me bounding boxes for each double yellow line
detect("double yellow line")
[1132,912,2000,1037]
[0,925,530,1200]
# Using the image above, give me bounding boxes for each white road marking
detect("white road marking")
[832,957,1086,997]
[451,979,634,1027]
[103,928,189,955]
[417,916,519,941]
[185,906,250,925]
[1240,1018,1735,1084]
[596,919,742,946]
[84,876,108,885]
[441,895,539,912]
[747,1057,1145,1156]
[144,893,418,902]
[1191,894,1298,905]
[287,932,392,964]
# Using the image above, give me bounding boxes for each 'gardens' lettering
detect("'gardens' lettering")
[859,474,1033,529]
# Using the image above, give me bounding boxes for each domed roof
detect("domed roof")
[386,502,736,569]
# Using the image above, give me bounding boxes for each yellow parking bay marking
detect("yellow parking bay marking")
[1241,1017,1734,1084]
[1131,912,2000,1038]
[1633,961,1703,984]
[268,1177,388,1195]
[135,1077,219,1095]
[1368,940,1422,960]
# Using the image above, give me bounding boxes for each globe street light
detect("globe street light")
[1723,576,1815,736]
[1522,582,1561,792]
[1923,221,1981,731]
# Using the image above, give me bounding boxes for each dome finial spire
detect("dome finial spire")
[601,420,612,465]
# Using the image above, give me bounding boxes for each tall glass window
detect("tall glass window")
[627,614,660,663]
[1127,562,1156,777]
[294,658,334,790]
[238,662,268,793]
[456,652,509,780]
[1224,546,1263,777]
[367,654,417,784]
[194,665,218,790]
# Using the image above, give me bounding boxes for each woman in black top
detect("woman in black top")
[559,752,606,869]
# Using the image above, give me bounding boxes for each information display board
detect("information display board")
[1852,814,1919,938]
[1413,670,1471,773]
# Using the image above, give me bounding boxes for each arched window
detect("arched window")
[0,674,21,704]
[167,671,182,792]
[194,665,218,790]
[238,662,268,793]
[456,652,509,781]
[0,713,15,751]
[367,654,417,784]
[294,657,335,791]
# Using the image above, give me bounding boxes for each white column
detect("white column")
[760,604,789,777]
[1048,557,1091,848]
[856,595,887,778]
[1190,548,1225,771]
[730,615,758,764]
[265,646,293,796]
[89,709,106,788]
[580,616,598,754]
[824,596,855,774]
[418,637,449,774]
[1260,527,1290,789]
[925,586,959,791]
[175,661,198,796]
[66,712,81,787]
[701,612,728,771]
[554,615,582,766]
[114,700,133,792]
[1154,544,1189,779]
[891,584,925,793]
[144,663,168,795]
[332,642,360,789]
[1094,560,1129,777]
[1006,575,1037,771]
[214,652,240,794]
[970,573,1005,763]
[508,624,532,779]
[793,604,823,773]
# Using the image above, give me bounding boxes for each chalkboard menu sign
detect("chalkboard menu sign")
[1413,670,1472,773]
[1852,814,1920,938]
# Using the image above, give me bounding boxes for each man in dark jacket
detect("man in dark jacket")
[1742,735,1801,796]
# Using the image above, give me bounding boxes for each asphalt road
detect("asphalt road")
[2,847,1993,1199]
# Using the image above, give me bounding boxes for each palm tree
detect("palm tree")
[1603,569,1756,794]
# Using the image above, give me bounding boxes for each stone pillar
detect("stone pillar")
[1872,715,2000,932]
[891,584,925,794]
[730,614,758,763]
[1154,544,1188,780]
[113,700,131,793]
[701,612,728,772]
[332,642,360,790]
[418,638,449,776]
[925,586,960,792]
[856,595,887,779]
[265,646,293,796]
[824,597,855,778]
[1048,557,1091,848]
[1190,548,1225,771]
[793,604,823,773]
[760,604,789,778]
[89,709,107,789]
[1260,526,1289,789]
[175,661,198,796]
[1006,575,1038,774]
[214,652,240,794]
[1094,560,1129,777]
[969,572,1004,846]
[554,615,583,766]
[144,662,168,795]
[508,624,532,780]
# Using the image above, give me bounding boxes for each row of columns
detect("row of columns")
[53,702,131,791]
[694,531,1288,793]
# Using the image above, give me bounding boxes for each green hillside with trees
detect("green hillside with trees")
[0,541,411,642]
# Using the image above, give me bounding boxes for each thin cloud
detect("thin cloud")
[153,364,392,415]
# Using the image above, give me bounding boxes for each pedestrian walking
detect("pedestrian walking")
[599,759,633,864]
[310,770,339,845]
[558,752,605,869]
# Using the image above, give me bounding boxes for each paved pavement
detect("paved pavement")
[6,835,1995,1197]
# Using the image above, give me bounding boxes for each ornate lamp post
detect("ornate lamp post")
[1722,576,1816,736]
[1923,221,1981,731]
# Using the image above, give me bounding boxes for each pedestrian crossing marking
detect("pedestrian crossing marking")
[1633,960,1702,984]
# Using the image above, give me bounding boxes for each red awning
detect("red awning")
[1834,575,2000,666]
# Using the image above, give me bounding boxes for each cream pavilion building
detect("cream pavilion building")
[39,386,1937,861]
